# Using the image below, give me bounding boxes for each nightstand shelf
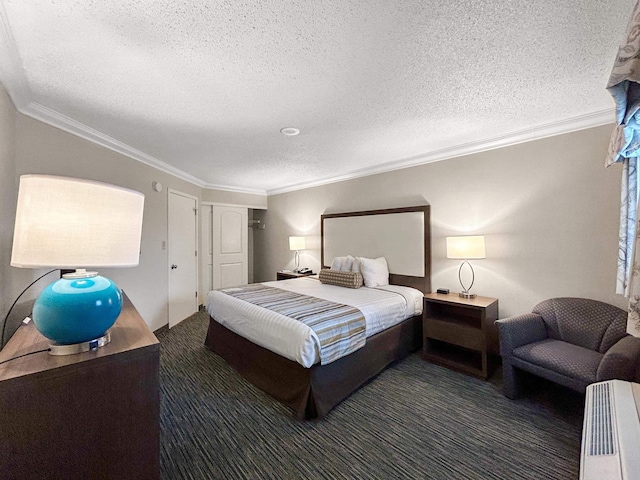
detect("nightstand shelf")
[423,293,498,379]
[425,339,484,375]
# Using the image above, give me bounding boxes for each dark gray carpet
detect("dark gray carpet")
[157,312,583,480]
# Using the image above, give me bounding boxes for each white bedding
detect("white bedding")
[205,276,423,368]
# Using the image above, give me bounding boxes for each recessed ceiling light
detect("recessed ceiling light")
[280,127,300,136]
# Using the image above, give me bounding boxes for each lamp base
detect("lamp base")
[48,331,111,356]
[457,261,478,300]
[33,274,122,345]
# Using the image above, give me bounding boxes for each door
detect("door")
[168,190,198,328]
[212,205,248,289]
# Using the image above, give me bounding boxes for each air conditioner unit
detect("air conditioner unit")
[581,380,640,479]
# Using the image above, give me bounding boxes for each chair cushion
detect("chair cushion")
[512,339,602,383]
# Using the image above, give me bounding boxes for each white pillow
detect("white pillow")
[330,256,346,270]
[359,256,389,288]
[351,257,361,273]
[341,255,354,272]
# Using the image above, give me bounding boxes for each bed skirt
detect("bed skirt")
[204,314,423,420]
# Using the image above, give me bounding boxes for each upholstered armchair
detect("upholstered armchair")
[496,297,640,399]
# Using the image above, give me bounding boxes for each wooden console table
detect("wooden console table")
[0,292,160,480]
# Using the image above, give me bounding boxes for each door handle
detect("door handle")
[171,264,178,269]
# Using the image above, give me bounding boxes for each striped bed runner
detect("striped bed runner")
[219,284,366,365]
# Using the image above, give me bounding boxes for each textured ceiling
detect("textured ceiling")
[0,1,634,194]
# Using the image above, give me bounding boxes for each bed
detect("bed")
[204,205,431,419]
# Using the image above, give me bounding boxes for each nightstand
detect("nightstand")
[0,293,160,479]
[276,271,314,280]
[422,293,499,379]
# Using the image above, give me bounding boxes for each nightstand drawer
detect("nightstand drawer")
[425,319,484,351]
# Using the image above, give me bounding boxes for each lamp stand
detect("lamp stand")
[458,260,477,299]
[294,250,300,272]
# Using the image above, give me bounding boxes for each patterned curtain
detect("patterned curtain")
[606,0,640,336]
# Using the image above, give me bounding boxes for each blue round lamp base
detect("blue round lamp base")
[33,275,122,345]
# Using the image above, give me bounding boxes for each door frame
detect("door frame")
[167,188,199,328]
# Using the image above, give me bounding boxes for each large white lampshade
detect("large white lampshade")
[11,175,144,268]
[10,175,145,354]
[446,235,486,260]
[446,235,486,298]
[289,236,306,251]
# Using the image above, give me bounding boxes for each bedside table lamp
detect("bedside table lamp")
[446,235,486,299]
[289,236,306,272]
[10,175,145,355]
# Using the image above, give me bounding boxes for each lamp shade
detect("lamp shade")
[11,175,145,269]
[289,236,306,251]
[446,235,486,259]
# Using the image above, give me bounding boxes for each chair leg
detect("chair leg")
[502,361,522,399]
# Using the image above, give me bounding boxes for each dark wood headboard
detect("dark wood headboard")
[321,205,431,293]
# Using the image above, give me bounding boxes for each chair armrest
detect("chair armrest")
[495,313,547,356]
[597,335,640,382]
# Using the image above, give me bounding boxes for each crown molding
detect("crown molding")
[18,102,267,195]
[266,109,615,195]
[23,102,208,186]
[20,100,616,198]
[14,97,615,200]
[200,180,267,195]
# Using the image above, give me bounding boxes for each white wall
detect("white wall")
[254,124,627,318]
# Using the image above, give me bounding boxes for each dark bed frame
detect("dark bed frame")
[204,205,431,420]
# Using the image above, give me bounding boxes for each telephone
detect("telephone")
[298,267,312,274]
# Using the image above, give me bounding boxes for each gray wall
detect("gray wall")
[13,113,203,331]
[0,80,24,317]
[0,77,628,329]
[1,82,265,332]
[254,125,626,318]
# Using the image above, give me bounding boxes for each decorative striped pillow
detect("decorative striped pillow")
[319,268,364,289]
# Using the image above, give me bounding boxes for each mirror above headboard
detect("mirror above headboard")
[321,205,431,293]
